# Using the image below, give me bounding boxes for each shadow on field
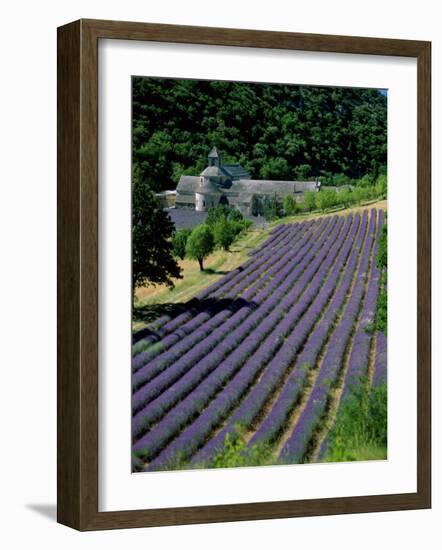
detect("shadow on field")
[133,302,188,327]
[132,296,257,344]
[203,268,231,275]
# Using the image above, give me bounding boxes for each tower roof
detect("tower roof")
[208,146,220,159]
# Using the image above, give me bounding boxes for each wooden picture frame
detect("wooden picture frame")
[57,18,431,531]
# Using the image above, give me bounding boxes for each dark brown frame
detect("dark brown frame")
[57,18,431,531]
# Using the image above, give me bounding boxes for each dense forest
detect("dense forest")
[132,77,387,192]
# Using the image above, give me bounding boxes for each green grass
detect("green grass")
[139,428,276,472]
[172,426,277,471]
[208,430,274,469]
[322,378,387,463]
[329,443,387,462]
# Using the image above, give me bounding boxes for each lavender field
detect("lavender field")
[132,208,387,472]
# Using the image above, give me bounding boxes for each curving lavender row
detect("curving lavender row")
[248,223,294,256]
[277,209,377,464]
[133,217,341,458]
[340,209,384,401]
[372,331,387,386]
[132,220,317,369]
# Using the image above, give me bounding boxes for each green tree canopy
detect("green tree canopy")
[283,194,298,216]
[352,187,363,205]
[228,209,245,223]
[375,174,387,198]
[262,194,284,221]
[338,189,352,208]
[206,204,230,227]
[185,224,215,271]
[213,217,235,251]
[133,78,387,191]
[132,175,182,290]
[303,191,317,212]
[317,189,336,212]
[172,228,191,260]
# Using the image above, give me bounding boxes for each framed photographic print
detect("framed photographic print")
[57,19,431,530]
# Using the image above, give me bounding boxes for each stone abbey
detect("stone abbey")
[175,147,320,215]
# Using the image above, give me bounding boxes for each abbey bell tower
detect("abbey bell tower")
[207,146,221,167]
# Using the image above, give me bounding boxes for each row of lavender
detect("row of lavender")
[132,209,386,470]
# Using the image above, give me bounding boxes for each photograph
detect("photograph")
[130,77,388,473]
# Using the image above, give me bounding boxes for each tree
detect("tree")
[231,219,252,236]
[172,228,191,259]
[358,186,373,202]
[260,157,290,179]
[330,173,352,187]
[375,174,387,198]
[317,189,336,212]
[303,191,317,212]
[213,217,235,251]
[262,194,283,221]
[185,224,215,271]
[206,204,229,227]
[365,185,376,200]
[352,187,363,205]
[358,174,374,187]
[294,164,312,180]
[338,189,353,208]
[283,195,298,216]
[228,208,244,222]
[132,175,182,290]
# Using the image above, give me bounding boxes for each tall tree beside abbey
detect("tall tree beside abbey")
[132,77,387,193]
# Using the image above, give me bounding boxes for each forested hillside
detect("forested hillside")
[132,77,387,192]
